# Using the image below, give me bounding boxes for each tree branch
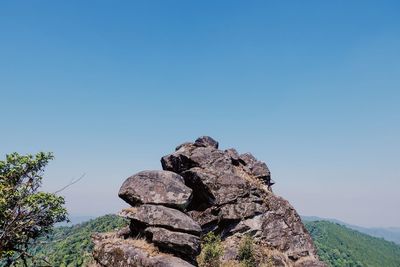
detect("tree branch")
[53,173,86,194]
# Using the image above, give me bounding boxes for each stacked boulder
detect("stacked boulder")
[92,136,326,267]
[93,170,202,267]
[118,170,202,262]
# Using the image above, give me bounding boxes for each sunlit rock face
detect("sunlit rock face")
[92,136,326,267]
[118,170,193,210]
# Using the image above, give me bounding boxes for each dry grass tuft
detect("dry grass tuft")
[128,237,159,256]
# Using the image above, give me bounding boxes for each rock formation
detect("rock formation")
[92,136,326,267]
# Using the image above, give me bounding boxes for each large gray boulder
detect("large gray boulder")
[118,170,192,210]
[181,168,250,209]
[119,204,201,236]
[145,227,200,258]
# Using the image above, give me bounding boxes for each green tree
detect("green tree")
[0,152,68,266]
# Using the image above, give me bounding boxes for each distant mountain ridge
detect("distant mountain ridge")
[302,216,400,245]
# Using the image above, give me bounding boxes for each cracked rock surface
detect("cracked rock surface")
[92,136,325,267]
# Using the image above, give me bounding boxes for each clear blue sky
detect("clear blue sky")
[1,1,399,227]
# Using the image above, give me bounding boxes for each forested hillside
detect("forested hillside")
[24,215,127,266]
[305,221,400,267]
[302,216,400,245]
[4,216,400,267]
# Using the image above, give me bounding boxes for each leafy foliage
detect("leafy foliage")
[237,235,256,267]
[0,152,68,266]
[198,232,224,267]
[1,214,128,267]
[305,221,400,267]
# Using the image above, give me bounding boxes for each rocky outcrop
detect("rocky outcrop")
[92,136,325,267]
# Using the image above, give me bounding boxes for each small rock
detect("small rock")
[175,142,193,151]
[239,153,271,179]
[225,148,241,165]
[116,226,131,239]
[194,136,219,149]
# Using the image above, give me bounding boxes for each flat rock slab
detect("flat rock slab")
[118,170,192,210]
[119,204,202,236]
[145,227,200,257]
[92,232,195,267]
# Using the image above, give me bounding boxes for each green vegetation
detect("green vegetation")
[1,214,127,267]
[305,221,400,267]
[3,214,400,267]
[198,232,223,267]
[237,235,256,267]
[0,152,68,266]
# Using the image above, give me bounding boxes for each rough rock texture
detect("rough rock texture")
[194,136,219,149]
[161,137,324,266]
[261,194,318,261]
[119,205,201,235]
[118,170,192,210]
[93,136,325,267]
[92,233,195,267]
[145,227,200,258]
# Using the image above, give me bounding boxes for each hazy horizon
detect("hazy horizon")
[1,1,399,228]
